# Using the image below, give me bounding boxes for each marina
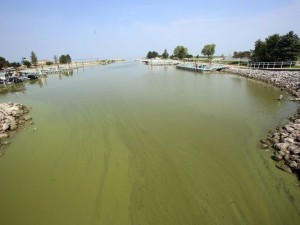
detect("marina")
[142,59,180,66]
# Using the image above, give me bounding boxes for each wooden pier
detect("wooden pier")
[176,64,228,72]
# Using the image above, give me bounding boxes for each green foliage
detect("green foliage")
[201,44,216,60]
[173,46,189,59]
[251,39,267,61]
[0,57,10,69]
[147,51,159,59]
[162,49,169,59]
[265,34,281,61]
[275,31,300,61]
[10,62,21,68]
[31,51,38,66]
[46,61,53,65]
[66,54,71,63]
[226,61,248,66]
[23,61,31,68]
[59,54,72,64]
[251,31,300,62]
[233,51,251,59]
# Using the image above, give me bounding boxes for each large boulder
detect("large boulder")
[274,143,290,151]
[284,125,294,133]
[276,164,292,173]
[2,123,9,131]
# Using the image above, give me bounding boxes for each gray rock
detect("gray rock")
[10,121,17,131]
[274,143,290,151]
[0,133,9,139]
[276,164,293,173]
[290,155,300,160]
[288,161,298,169]
[272,133,280,139]
[274,153,283,161]
[295,135,300,142]
[2,123,9,131]
[281,132,289,139]
[284,125,294,133]
[284,154,290,160]
[283,137,294,144]
[279,150,287,156]
[289,146,300,154]
[24,116,31,121]
[261,143,269,149]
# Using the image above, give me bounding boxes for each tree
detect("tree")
[251,39,267,62]
[66,54,72,63]
[146,51,159,59]
[162,49,169,59]
[233,51,251,59]
[59,55,67,64]
[31,51,38,66]
[265,34,280,61]
[173,46,188,59]
[10,62,21,68]
[201,44,216,61]
[54,55,58,64]
[0,57,9,69]
[23,61,31,68]
[59,54,72,64]
[251,31,300,62]
[274,31,300,61]
[147,51,158,59]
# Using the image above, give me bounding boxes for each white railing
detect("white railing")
[249,61,299,69]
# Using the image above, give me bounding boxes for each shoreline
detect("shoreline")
[0,102,31,157]
[224,67,300,179]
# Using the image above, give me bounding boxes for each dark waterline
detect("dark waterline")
[0,62,299,225]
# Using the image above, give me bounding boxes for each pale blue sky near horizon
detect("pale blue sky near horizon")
[1,0,299,61]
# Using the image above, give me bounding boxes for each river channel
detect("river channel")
[0,62,299,225]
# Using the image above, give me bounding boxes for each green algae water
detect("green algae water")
[0,62,299,225]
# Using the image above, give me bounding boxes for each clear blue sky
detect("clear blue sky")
[1,0,299,61]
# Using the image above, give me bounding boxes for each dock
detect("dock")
[176,64,228,72]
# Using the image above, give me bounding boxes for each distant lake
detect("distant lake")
[0,62,299,225]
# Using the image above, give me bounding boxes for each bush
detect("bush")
[23,61,31,68]
[46,61,53,65]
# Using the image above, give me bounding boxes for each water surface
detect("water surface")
[0,62,299,225]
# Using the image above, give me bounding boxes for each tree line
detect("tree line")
[250,31,300,62]
[146,31,300,63]
[0,52,72,69]
[146,44,216,61]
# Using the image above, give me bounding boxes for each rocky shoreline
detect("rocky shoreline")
[224,67,300,178]
[0,102,31,157]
